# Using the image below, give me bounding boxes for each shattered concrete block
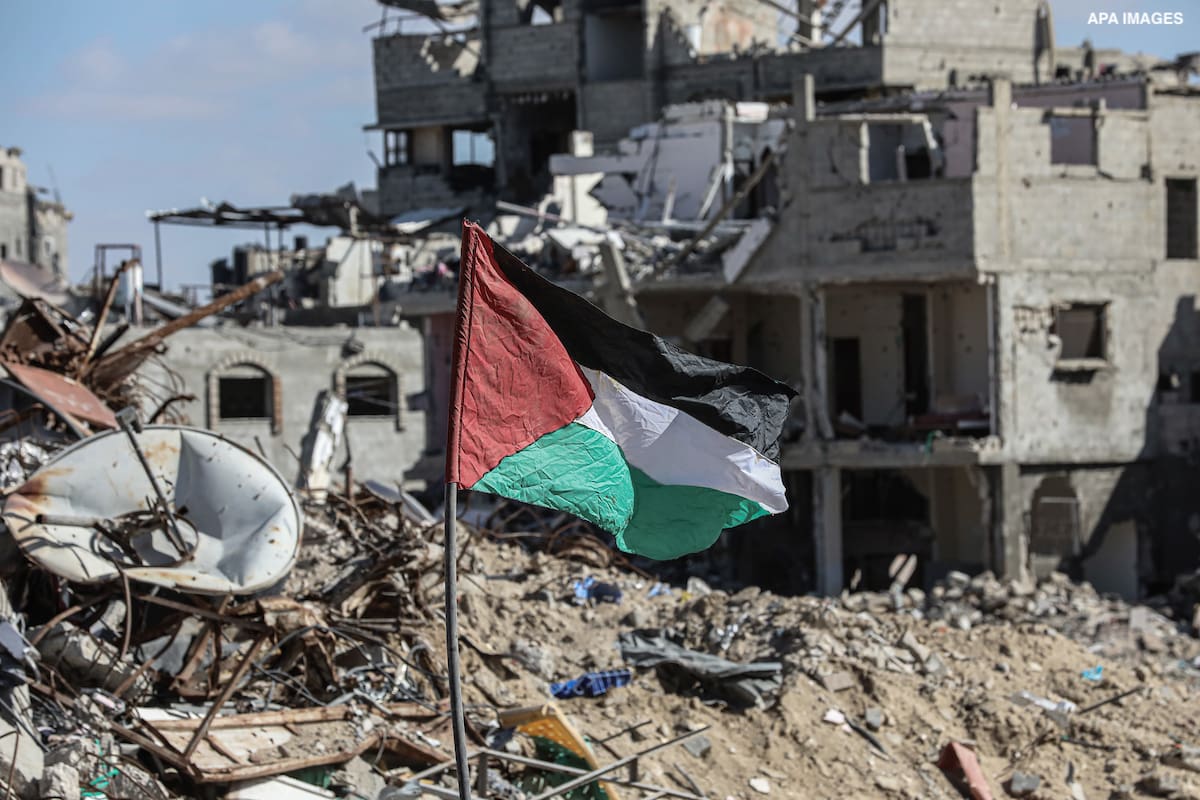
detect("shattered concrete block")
[1139,632,1166,653]
[621,607,653,629]
[819,670,855,693]
[1138,771,1183,797]
[682,735,712,759]
[922,653,949,677]
[874,775,902,793]
[509,638,554,679]
[864,707,884,732]
[39,763,80,800]
[0,714,43,800]
[1004,771,1041,797]
[748,776,770,794]
[34,624,152,698]
[899,631,930,663]
[1163,745,1200,773]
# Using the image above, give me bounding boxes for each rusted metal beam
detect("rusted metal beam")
[87,270,284,385]
[84,260,137,365]
[180,634,268,761]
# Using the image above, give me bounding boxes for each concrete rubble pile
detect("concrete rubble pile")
[839,570,1200,665]
[0,286,1198,799]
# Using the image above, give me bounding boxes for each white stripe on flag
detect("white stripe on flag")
[575,368,787,514]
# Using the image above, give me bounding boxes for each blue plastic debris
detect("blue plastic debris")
[550,669,633,699]
[572,576,622,605]
[647,582,671,598]
[1081,665,1104,681]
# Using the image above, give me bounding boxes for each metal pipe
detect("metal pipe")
[444,481,472,800]
[154,220,163,290]
[115,409,189,556]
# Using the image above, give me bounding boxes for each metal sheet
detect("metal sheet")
[4,362,118,430]
[0,260,72,306]
[2,425,300,594]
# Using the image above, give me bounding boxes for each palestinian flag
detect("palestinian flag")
[446,222,795,560]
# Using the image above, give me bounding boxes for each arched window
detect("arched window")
[207,360,281,434]
[335,356,402,430]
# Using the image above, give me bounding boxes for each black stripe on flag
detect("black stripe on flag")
[490,240,796,461]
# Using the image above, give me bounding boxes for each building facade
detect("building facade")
[0,147,71,275]
[631,73,1200,599]
[367,0,1146,217]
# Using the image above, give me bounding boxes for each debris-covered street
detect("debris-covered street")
[3,0,1200,797]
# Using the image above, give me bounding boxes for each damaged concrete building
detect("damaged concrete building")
[0,147,71,277]
[366,0,1149,217]
[627,73,1200,601]
[355,0,1200,598]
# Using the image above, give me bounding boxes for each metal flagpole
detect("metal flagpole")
[443,481,473,799]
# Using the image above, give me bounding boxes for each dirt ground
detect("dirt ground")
[402,532,1200,800]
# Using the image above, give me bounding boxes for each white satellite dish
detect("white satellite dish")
[2,425,301,595]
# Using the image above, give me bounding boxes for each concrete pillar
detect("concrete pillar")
[993,461,1027,581]
[988,76,1012,262]
[793,74,815,124]
[813,466,843,595]
[797,288,815,438]
[810,287,833,439]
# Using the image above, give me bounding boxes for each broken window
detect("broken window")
[901,295,930,416]
[1052,303,1106,361]
[1190,371,1200,403]
[1166,178,1198,260]
[1048,115,1096,166]
[1029,476,1080,566]
[384,130,410,167]
[345,368,398,418]
[866,122,941,182]
[583,8,645,81]
[831,337,863,421]
[860,0,888,45]
[451,129,495,167]
[218,376,272,421]
[518,0,560,24]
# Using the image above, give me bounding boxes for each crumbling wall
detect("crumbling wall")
[973,104,1154,270]
[490,23,579,88]
[929,282,989,406]
[0,188,26,263]
[644,0,779,70]
[998,271,1155,464]
[373,34,487,128]
[377,167,490,217]
[1151,93,1200,176]
[881,0,1042,87]
[141,326,429,488]
[580,81,651,145]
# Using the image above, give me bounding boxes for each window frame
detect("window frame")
[1051,302,1109,370]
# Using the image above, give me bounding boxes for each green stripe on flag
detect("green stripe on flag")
[472,422,771,561]
[617,466,770,560]
[472,422,636,534]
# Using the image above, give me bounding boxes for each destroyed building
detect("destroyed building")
[366,0,1151,217]
[355,0,1200,600]
[131,198,448,492]
[0,147,71,279]
[616,73,1199,601]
